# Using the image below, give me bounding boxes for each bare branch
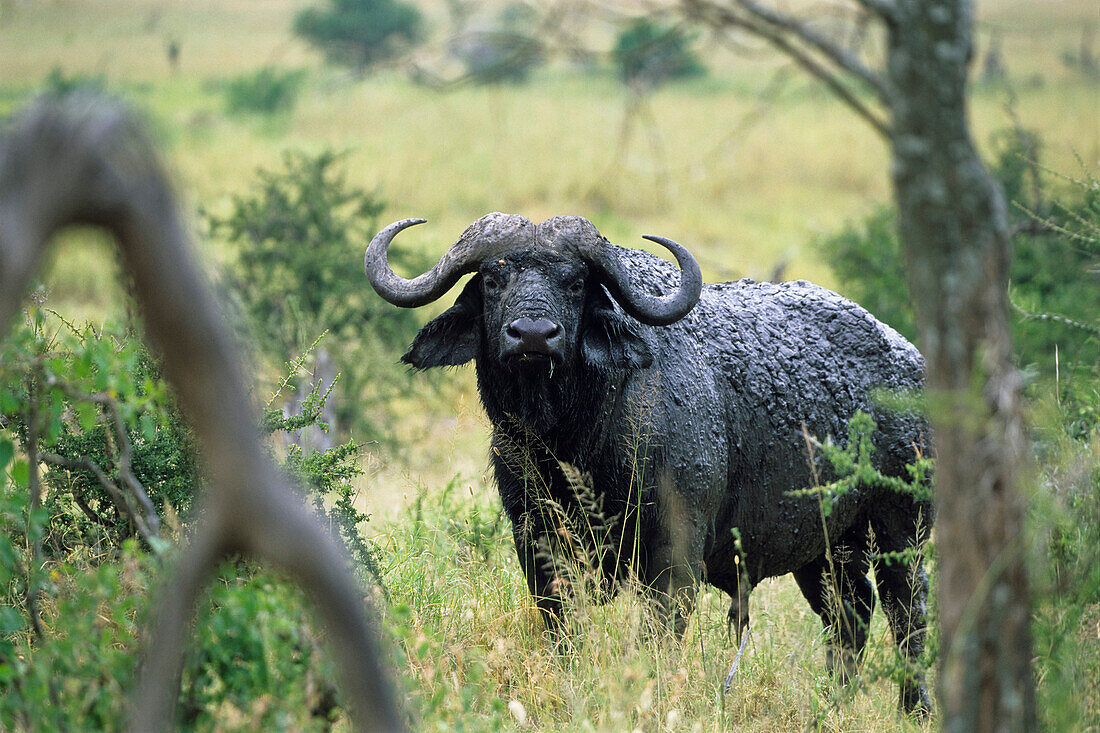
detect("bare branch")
[687,0,891,137]
[852,0,897,21]
[732,0,894,104]
[44,380,162,537]
[98,393,160,527]
[41,452,160,546]
[72,490,114,529]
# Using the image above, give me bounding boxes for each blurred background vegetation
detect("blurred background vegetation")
[0,0,1096,729]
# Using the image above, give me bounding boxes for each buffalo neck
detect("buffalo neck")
[474,354,625,460]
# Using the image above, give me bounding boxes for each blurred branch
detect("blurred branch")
[733,0,893,102]
[0,93,404,732]
[851,0,896,21]
[686,0,891,138]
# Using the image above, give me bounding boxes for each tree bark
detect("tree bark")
[885,2,1036,730]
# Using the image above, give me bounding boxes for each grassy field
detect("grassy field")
[1,0,1098,729]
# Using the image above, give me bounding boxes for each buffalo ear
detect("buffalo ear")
[582,287,654,370]
[402,276,482,369]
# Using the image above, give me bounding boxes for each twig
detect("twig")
[41,453,161,548]
[42,380,161,540]
[733,0,894,104]
[722,625,751,694]
[1010,299,1100,337]
[687,0,892,138]
[72,491,114,529]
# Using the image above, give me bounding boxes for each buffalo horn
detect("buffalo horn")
[365,213,532,307]
[583,233,703,327]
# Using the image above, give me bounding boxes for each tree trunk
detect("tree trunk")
[886,2,1036,730]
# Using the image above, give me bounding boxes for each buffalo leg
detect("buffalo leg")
[870,512,932,716]
[640,514,703,637]
[492,432,585,631]
[793,540,875,683]
[511,522,567,629]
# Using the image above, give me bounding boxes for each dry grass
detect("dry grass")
[381,476,936,731]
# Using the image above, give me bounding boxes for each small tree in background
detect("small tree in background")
[612,19,706,90]
[223,67,306,116]
[449,3,545,85]
[209,150,424,445]
[294,0,423,73]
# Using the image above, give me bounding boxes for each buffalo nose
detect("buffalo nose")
[505,317,562,354]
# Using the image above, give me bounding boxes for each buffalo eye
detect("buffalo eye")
[483,274,501,293]
[568,277,585,295]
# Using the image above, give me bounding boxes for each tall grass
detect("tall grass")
[381,473,935,731]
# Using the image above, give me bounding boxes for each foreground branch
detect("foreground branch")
[0,93,404,732]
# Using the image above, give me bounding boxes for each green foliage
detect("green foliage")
[294,0,423,72]
[223,66,306,115]
[821,136,1100,726]
[0,487,344,730]
[209,149,424,442]
[817,206,914,339]
[1028,395,1100,730]
[792,410,932,545]
[40,67,106,95]
[179,563,343,729]
[820,129,1100,412]
[0,458,148,730]
[612,19,706,89]
[0,305,195,552]
[0,319,380,728]
[263,357,383,585]
[791,411,936,725]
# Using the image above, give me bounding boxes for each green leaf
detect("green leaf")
[10,460,28,489]
[0,438,13,471]
[139,413,157,442]
[0,389,18,415]
[0,605,24,634]
[76,401,99,433]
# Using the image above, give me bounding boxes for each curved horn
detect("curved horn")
[585,233,703,327]
[365,213,533,308]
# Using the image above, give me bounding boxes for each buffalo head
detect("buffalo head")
[365,213,703,373]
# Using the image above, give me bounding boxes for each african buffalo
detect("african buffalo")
[365,213,931,713]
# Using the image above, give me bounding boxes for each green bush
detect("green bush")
[224,66,306,115]
[209,149,425,443]
[40,67,106,96]
[820,131,1100,729]
[0,306,194,554]
[0,310,383,727]
[0,486,345,730]
[179,563,343,729]
[294,0,423,73]
[612,19,706,88]
[820,130,1100,409]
